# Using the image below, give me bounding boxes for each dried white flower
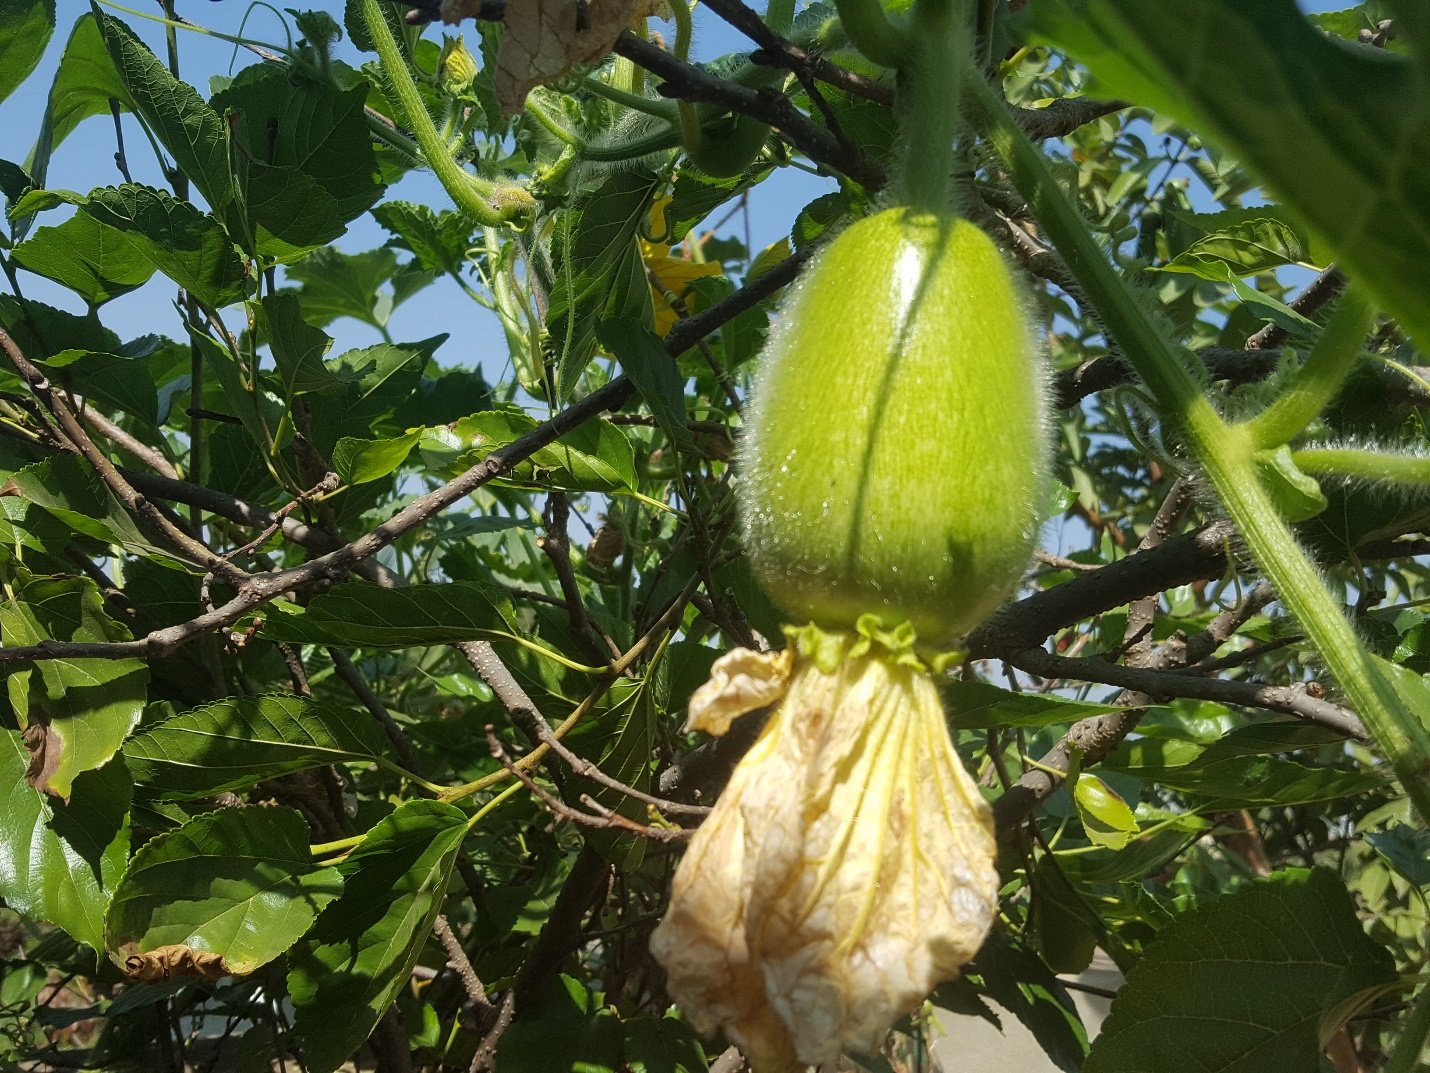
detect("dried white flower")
[651,623,997,1069]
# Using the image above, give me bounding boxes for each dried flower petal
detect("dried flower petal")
[652,646,997,1069]
[686,646,794,736]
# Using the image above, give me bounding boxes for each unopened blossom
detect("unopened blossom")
[651,620,997,1070]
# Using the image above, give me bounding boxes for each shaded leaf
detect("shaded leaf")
[123,694,388,800]
[967,930,1089,1073]
[105,807,343,977]
[542,169,661,399]
[258,292,338,397]
[81,184,247,308]
[596,319,690,448]
[0,740,130,951]
[1084,868,1396,1072]
[373,200,473,276]
[944,679,1122,729]
[1364,824,1430,886]
[288,800,469,1073]
[262,581,519,648]
[211,64,383,260]
[91,5,233,212]
[284,246,401,331]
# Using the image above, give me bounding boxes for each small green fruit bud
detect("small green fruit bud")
[739,208,1049,641]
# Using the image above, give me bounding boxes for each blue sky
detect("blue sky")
[0,0,1356,380]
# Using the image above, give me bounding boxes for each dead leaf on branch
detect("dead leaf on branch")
[21,718,64,800]
[443,0,668,115]
[121,944,232,982]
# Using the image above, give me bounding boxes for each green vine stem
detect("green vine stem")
[358,0,533,227]
[1244,286,1375,449]
[1293,447,1430,486]
[832,0,910,70]
[963,70,1430,825]
[896,0,972,214]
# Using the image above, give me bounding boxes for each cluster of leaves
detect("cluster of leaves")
[0,0,1424,1071]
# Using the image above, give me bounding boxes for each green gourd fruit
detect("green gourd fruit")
[739,207,1049,643]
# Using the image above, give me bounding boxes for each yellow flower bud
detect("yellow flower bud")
[651,626,997,1069]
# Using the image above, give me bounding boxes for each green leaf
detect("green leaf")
[597,319,692,449]
[0,740,130,952]
[284,246,401,331]
[331,429,423,486]
[0,572,149,799]
[105,807,343,976]
[1027,0,1430,346]
[442,408,637,492]
[123,694,388,800]
[81,184,247,308]
[11,452,166,556]
[91,5,234,213]
[34,342,160,425]
[1073,773,1140,850]
[542,169,661,400]
[1084,868,1396,1073]
[257,292,338,397]
[1154,255,1319,335]
[10,210,154,305]
[0,0,54,105]
[967,931,1089,1073]
[1364,823,1430,886]
[210,64,383,260]
[288,800,468,1073]
[262,581,519,648]
[944,679,1123,729]
[1166,206,1326,273]
[372,200,473,276]
[791,191,851,251]
[1254,445,1327,522]
[23,15,127,233]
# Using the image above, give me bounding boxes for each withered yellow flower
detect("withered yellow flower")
[651,620,997,1070]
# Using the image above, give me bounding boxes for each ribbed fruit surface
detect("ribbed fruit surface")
[739,208,1047,642]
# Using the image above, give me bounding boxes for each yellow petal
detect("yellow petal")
[652,651,998,1069]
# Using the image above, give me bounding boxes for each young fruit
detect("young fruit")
[739,207,1048,642]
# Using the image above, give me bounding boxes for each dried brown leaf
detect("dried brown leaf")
[122,943,232,982]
